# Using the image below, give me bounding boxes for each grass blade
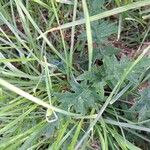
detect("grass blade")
[75,44,150,149]
[82,0,93,71]
[38,0,150,35]
[0,78,81,116]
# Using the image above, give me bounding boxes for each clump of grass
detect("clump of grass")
[0,0,150,149]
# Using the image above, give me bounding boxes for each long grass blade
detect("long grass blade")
[38,0,150,36]
[75,44,150,149]
[82,0,93,71]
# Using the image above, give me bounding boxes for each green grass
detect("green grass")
[0,0,150,149]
